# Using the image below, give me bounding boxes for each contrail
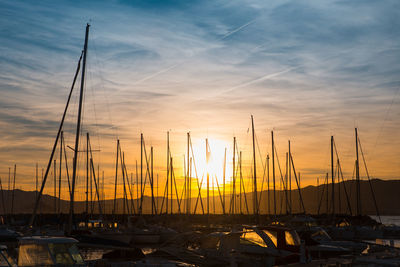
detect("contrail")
[113,18,257,95]
[221,19,255,40]
[221,66,298,94]
[193,66,300,103]
[131,63,179,86]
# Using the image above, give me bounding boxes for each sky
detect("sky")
[0,0,399,200]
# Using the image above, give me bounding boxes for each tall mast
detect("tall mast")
[29,48,83,227]
[288,140,292,213]
[11,165,16,216]
[187,133,190,215]
[355,128,361,216]
[285,152,289,214]
[239,151,242,214]
[136,160,139,212]
[170,157,174,214]
[251,115,258,215]
[102,171,105,213]
[267,155,270,215]
[151,146,155,215]
[113,140,119,215]
[69,23,90,232]
[223,148,226,214]
[86,133,89,214]
[156,173,159,214]
[54,160,56,214]
[232,137,236,214]
[166,132,169,214]
[189,157,192,214]
[326,172,329,213]
[331,136,335,215]
[59,132,62,213]
[36,163,38,203]
[8,167,10,213]
[272,131,276,217]
[140,133,143,215]
[206,138,210,215]
[122,151,126,216]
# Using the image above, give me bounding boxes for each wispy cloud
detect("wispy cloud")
[0,0,399,188]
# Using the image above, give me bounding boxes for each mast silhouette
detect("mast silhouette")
[251,115,258,215]
[331,136,335,215]
[206,138,210,215]
[223,148,226,214]
[113,140,119,216]
[271,131,276,217]
[267,155,270,215]
[166,132,169,214]
[288,141,292,214]
[355,128,361,216]
[68,23,90,233]
[28,41,82,226]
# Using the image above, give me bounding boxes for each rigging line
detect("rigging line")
[333,139,352,215]
[140,144,152,209]
[290,154,306,213]
[371,87,400,160]
[338,159,353,216]
[189,137,205,214]
[255,132,266,171]
[240,169,250,215]
[62,134,72,198]
[358,136,381,223]
[258,156,268,213]
[88,135,103,217]
[29,51,83,227]
[274,145,289,206]
[317,175,326,215]
[193,175,204,214]
[90,30,118,140]
[255,132,268,209]
[171,164,182,213]
[214,174,224,213]
[87,60,102,163]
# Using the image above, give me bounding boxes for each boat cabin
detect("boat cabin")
[255,226,301,252]
[18,237,84,266]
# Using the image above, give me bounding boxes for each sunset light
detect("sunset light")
[0,2,399,263]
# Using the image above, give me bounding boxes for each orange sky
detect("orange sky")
[0,0,399,201]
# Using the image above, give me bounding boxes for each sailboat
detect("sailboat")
[29,23,92,233]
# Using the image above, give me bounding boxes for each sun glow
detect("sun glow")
[190,138,232,190]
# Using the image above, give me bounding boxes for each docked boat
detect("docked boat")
[17,236,85,266]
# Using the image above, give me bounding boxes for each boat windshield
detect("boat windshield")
[69,244,84,264]
[263,230,278,247]
[240,231,268,247]
[48,243,84,265]
[18,244,53,266]
[285,230,301,246]
[311,229,331,242]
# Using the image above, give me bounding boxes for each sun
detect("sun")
[190,138,232,190]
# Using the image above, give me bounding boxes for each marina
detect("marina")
[1,1,400,266]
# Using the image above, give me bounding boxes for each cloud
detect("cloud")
[0,0,399,188]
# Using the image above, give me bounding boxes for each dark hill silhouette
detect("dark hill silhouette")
[1,179,399,215]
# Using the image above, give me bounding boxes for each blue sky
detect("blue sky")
[0,0,399,195]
